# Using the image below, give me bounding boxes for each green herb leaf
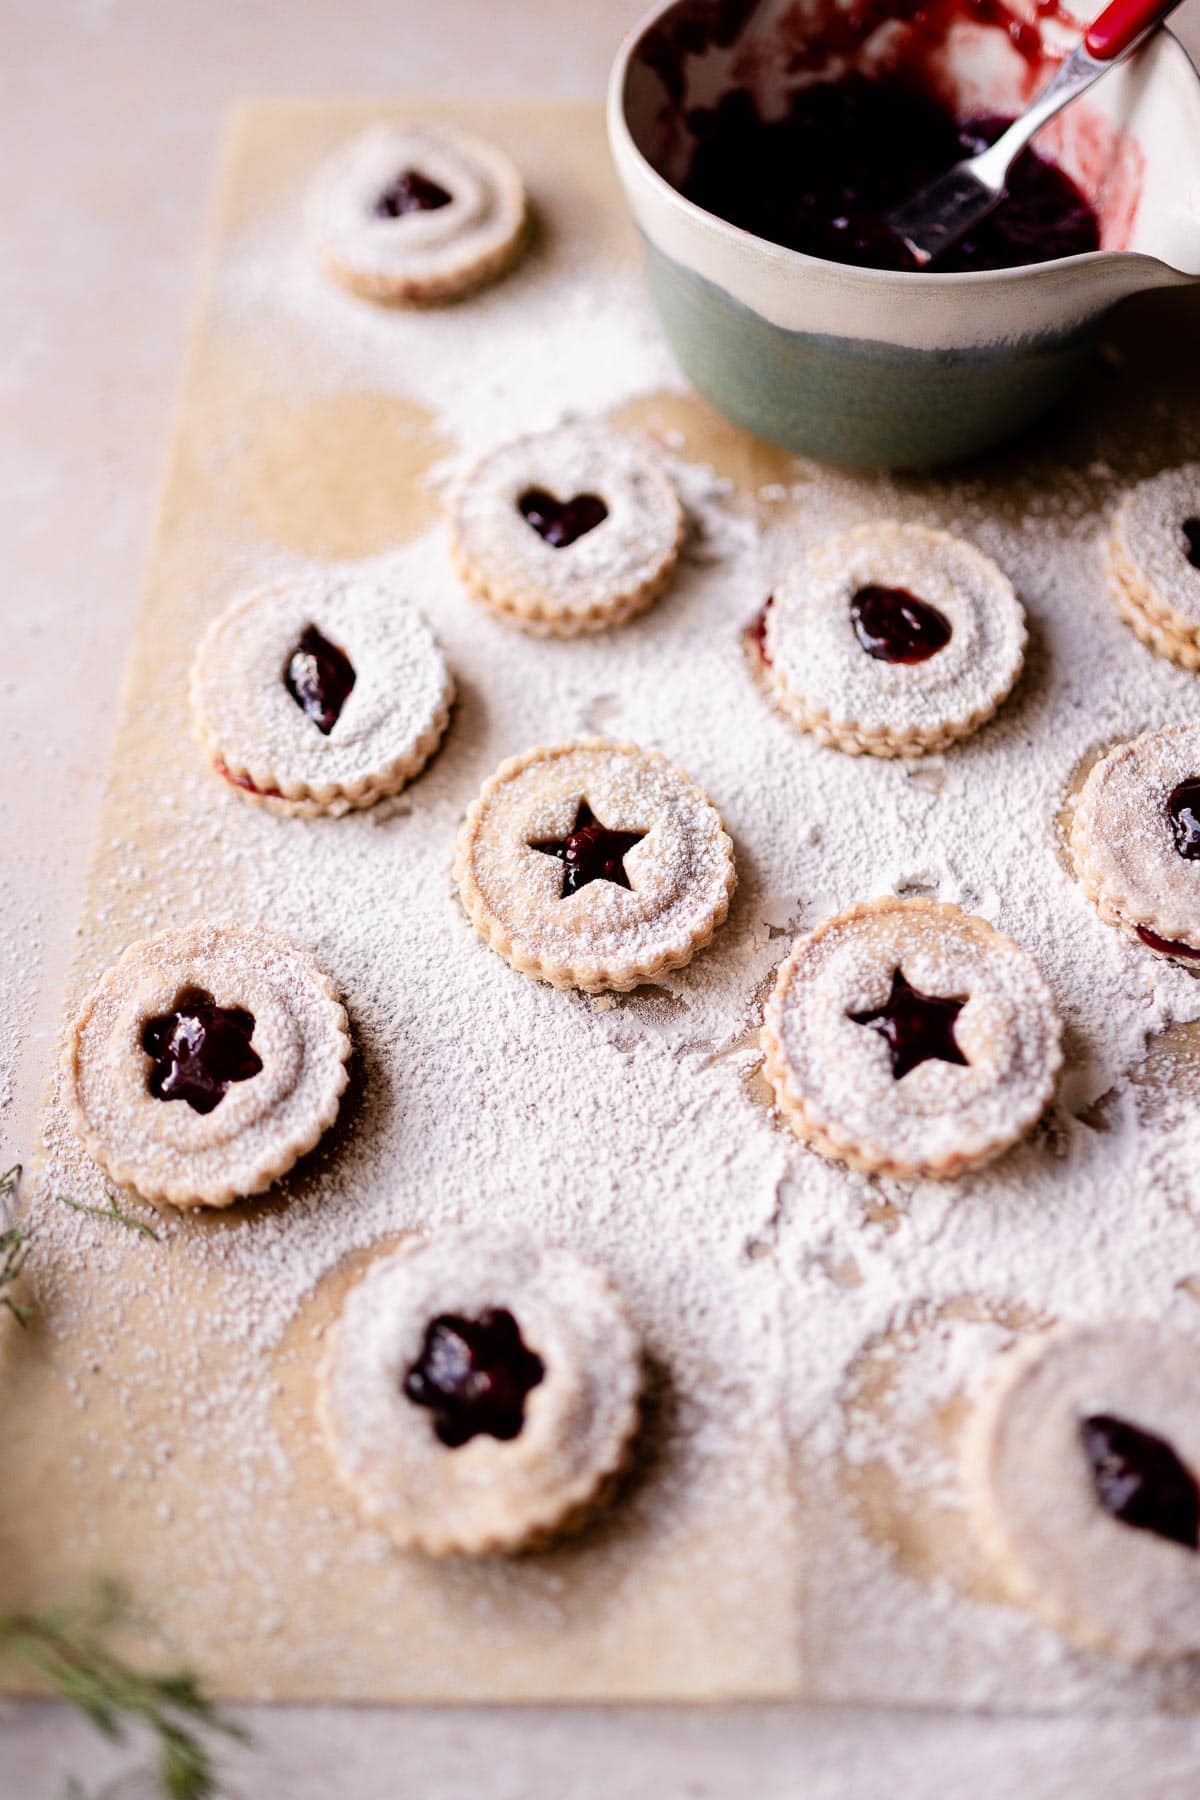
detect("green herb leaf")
[54,1188,161,1242]
[0,1584,247,1800]
[0,1164,32,1327]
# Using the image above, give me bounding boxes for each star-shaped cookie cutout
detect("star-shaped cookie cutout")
[530,800,647,898]
[848,967,968,1081]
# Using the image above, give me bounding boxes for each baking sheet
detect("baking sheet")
[3,98,1200,1709]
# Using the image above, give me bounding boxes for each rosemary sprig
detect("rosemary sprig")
[0,1582,247,1800]
[55,1187,160,1242]
[0,1163,32,1326]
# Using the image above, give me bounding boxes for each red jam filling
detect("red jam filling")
[531,800,647,897]
[1134,925,1200,962]
[518,488,609,549]
[1167,778,1200,860]
[747,599,774,666]
[141,987,263,1115]
[403,1309,545,1448]
[1183,519,1200,573]
[849,967,968,1079]
[374,169,453,217]
[284,625,357,736]
[215,760,282,800]
[1081,1414,1200,1550]
[679,73,1100,273]
[850,585,952,663]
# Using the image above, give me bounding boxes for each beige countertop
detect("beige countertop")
[4,2,1200,1793]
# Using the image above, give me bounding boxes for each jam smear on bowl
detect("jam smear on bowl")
[404,1309,545,1447]
[850,585,952,662]
[518,488,610,549]
[1080,1413,1200,1550]
[679,72,1100,273]
[142,988,263,1115]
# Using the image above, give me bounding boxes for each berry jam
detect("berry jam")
[747,599,774,666]
[1080,1413,1200,1550]
[1167,779,1200,860]
[403,1309,545,1448]
[1183,519,1200,572]
[141,988,263,1115]
[850,585,952,663]
[679,73,1100,272]
[1135,925,1200,961]
[532,801,647,897]
[374,169,453,217]
[284,625,357,736]
[849,967,969,1080]
[518,488,610,549]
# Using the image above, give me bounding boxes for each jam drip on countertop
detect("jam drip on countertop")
[518,488,610,549]
[404,1309,545,1447]
[850,586,952,663]
[1183,519,1200,572]
[1167,779,1200,860]
[679,73,1100,272]
[531,800,647,897]
[142,988,263,1115]
[374,169,453,217]
[1081,1413,1200,1550]
[849,967,969,1079]
[284,625,357,736]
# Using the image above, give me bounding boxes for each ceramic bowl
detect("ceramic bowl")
[608,0,1200,468]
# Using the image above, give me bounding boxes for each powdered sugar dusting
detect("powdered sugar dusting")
[1073,723,1200,944]
[455,739,735,986]
[765,900,1062,1174]
[450,424,682,627]
[191,574,453,804]
[13,104,1200,1710]
[766,521,1026,750]
[1111,464,1200,632]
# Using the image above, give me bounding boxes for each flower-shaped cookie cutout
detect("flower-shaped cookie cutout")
[454,740,736,991]
[65,922,351,1208]
[448,425,684,636]
[762,897,1062,1179]
[1070,723,1200,964]
[318,1229,642,1554]
[966,1324,1200,1661]
[309,123,528,303]
[190,575,453,817]
[758,523,1026,757]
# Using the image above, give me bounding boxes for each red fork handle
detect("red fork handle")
[1084,0,1184,60]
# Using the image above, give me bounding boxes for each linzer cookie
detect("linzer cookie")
[318,1229,642,1555]
[309,123,528,303]
[1070,722,1200,963]
[454,739,735,991]
[448,424,684,636]
[190,575,454,817]
[64,922,351,1208]
[758,523,1026,756]
[1106,466,1200,670]
[762,897,1062,1179]
[965,1325,1200,1661]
